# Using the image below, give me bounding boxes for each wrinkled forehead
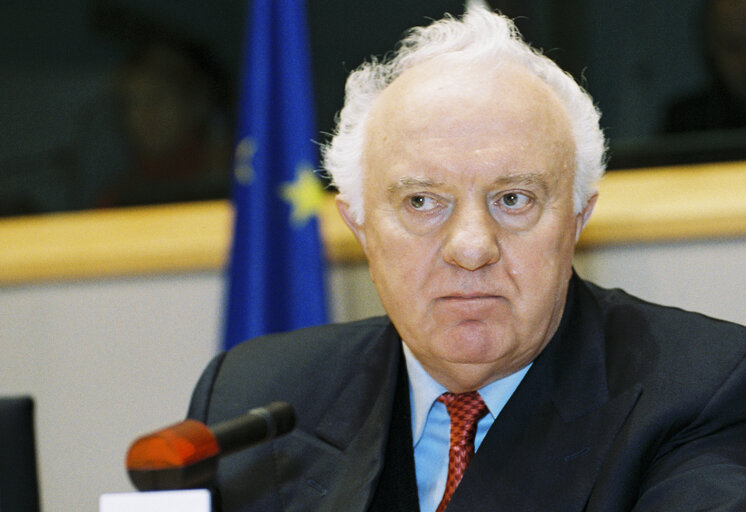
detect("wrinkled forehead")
[361,59,575,177]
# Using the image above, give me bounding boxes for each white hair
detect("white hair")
[322,5,607,223]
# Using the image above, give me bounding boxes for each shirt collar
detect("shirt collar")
[402,342,532,445]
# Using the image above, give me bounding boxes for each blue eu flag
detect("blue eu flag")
[224,0,328,350]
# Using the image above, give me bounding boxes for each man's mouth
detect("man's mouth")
[440,293,500,300]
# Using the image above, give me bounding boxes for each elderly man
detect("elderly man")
[189,6,746,511]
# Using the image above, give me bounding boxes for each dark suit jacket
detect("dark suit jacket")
[188,276,746,511]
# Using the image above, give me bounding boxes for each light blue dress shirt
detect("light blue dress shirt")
[402,343,531,512]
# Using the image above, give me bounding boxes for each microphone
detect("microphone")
[126,402,295,491]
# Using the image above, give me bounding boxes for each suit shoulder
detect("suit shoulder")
[225,316,392,359]
[579,279,746,397]
[583,279,745,341]
[202,317,396,422]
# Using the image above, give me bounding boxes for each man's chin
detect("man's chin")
[436,326,516,365]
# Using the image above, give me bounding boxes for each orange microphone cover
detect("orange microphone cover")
[126,419,219,470]
[125,402,295,491]
[126,419,220,490]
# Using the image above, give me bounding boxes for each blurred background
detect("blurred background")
[1,0,744,217]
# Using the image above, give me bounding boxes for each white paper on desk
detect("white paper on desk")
[99,489,211,512]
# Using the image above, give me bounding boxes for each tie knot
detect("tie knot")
[438,391,489,427]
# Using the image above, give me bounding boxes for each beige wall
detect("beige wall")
[1,237,744,511]
[575,239,746,325]
[1,274,222,512]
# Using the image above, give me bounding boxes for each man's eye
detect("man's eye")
[409,195,438,211]
[500,192,531,210]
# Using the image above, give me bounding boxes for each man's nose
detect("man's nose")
[442,206,500,271]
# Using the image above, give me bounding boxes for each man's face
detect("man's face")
[338,61,595,392]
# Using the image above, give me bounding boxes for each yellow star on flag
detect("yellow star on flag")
[280,164,325,226]
[234,137,256,185]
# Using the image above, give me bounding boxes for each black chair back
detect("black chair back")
[0,395,41,512]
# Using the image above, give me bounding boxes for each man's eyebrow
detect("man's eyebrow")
[386,177,445,195]
[385,172,554,196]
[490,172,549,187]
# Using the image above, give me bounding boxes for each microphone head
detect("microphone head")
[124,402,296,491]
[126,419,219,491]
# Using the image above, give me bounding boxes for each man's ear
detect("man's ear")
[336,196,367,250]
[575,193,598,242]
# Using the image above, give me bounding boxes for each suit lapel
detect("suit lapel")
[274,322,402,512]
[367,350,420,512]
[447,276,642,512]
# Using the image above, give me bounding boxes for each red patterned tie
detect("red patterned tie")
[435,391,489,512]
